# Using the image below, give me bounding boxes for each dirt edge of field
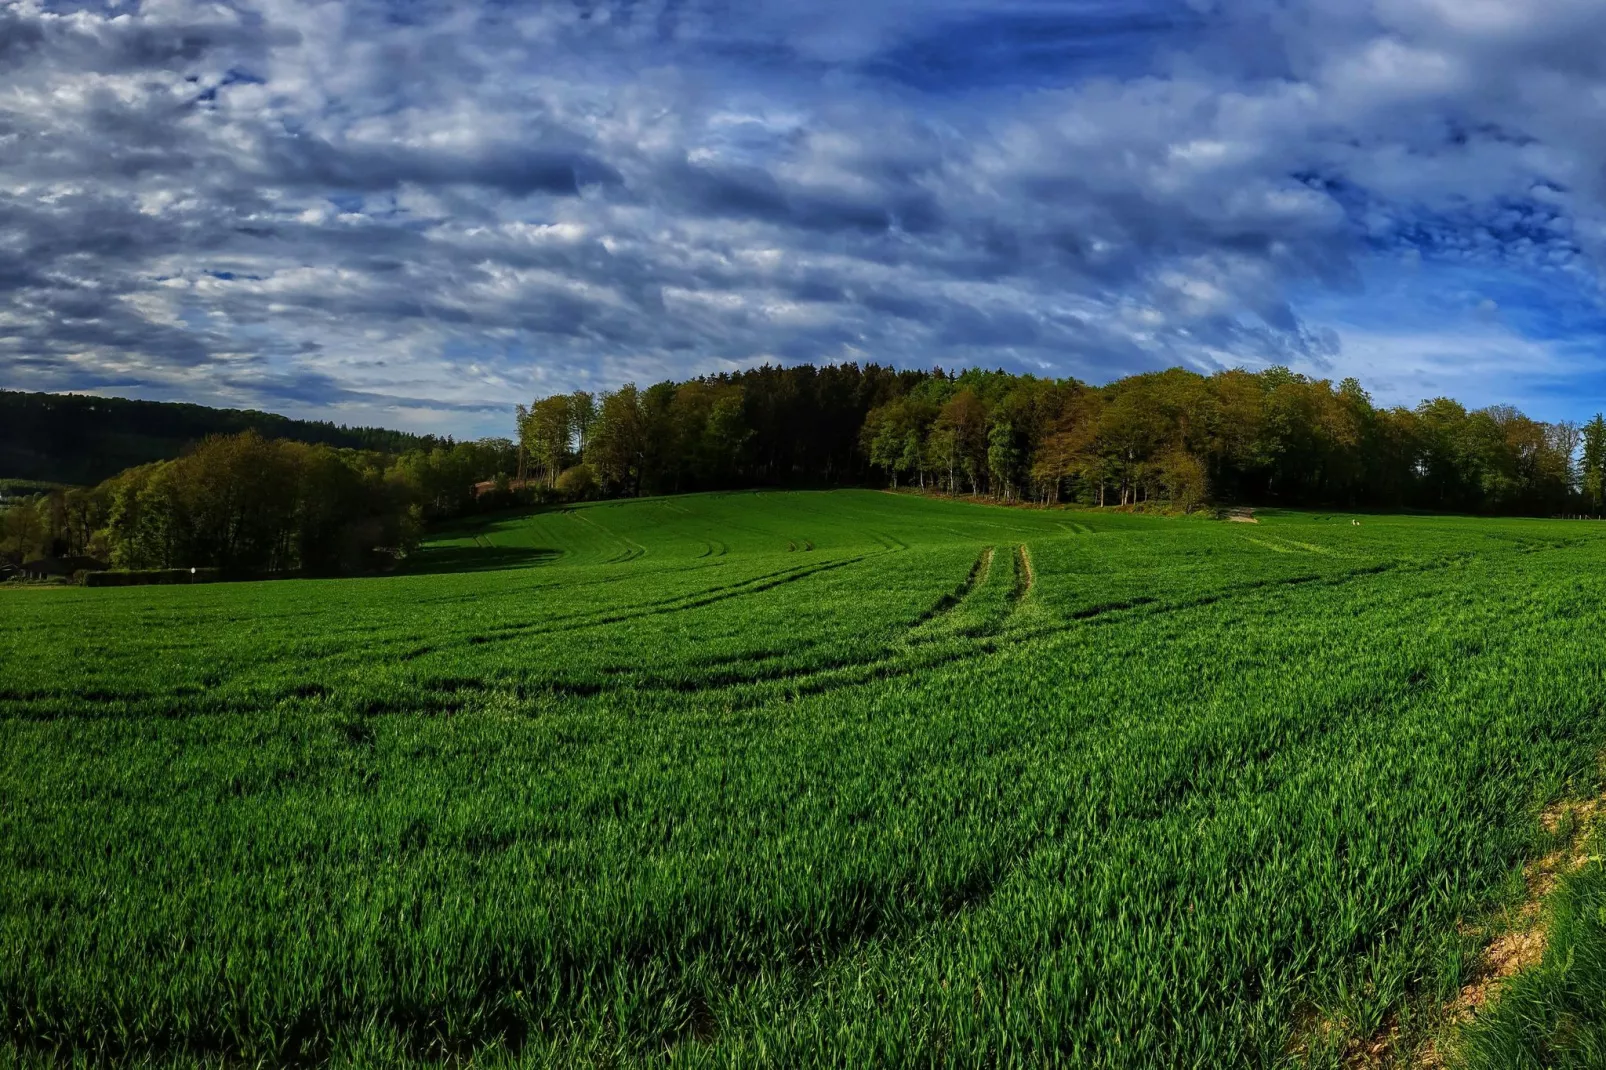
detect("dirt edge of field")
[1411,792,1603,1068]
[1287,786,1605,1068]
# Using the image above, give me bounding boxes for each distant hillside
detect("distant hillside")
[0,390,448,485]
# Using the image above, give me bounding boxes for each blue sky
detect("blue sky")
[5,0,1606,437]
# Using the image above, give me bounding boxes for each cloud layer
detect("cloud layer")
[5,0,1606,434]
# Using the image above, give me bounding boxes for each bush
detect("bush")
[84,568,226,587]
[556,464,598,500]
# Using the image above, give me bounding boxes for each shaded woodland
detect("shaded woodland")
[0,390,445,485]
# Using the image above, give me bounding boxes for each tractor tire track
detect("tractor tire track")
[447,556,876,652]
[511,552,1469,713]
[909,547,993,634]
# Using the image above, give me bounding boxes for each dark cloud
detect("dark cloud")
[659,158,939,234]
[262,134,622,197]
[0,6,297,70]
[865,2,1199,90]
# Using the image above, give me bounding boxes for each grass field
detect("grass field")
[5,490,1606,1067]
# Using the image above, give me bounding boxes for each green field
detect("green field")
[4,490,1606,1066]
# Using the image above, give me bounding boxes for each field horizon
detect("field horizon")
[5,489,1605,1066]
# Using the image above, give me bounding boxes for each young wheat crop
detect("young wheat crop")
[3,491,1602,1067]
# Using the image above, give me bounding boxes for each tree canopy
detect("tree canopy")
[521,363,1599,516]
[2,434,518,574]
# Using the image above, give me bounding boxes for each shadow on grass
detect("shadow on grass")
[403,546,561,575]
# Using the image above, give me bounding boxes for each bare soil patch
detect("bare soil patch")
[1332,794,1606,1068]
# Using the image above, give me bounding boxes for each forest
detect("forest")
[520,363,1606,515]
[0,389,446,486]
[0,434,517,574]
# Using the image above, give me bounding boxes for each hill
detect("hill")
[0,389,446,485]
[4,490,1605,1063]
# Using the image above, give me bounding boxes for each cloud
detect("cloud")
[6,0,1606,435]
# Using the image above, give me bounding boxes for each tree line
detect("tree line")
[519,364,1606,516]
[1,433,517,574]
[8,362,1604,577]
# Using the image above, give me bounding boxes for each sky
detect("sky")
[6,0,1606,438]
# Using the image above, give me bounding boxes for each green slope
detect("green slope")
[2,491,1603,1067]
